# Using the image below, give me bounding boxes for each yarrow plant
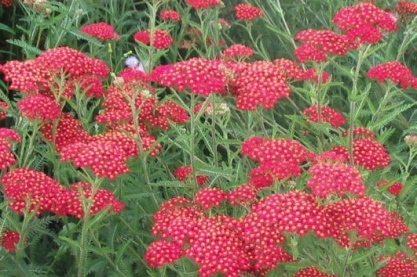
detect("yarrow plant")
[1,0,417,276]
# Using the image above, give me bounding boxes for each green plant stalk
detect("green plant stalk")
[348,45,371,166]
[77,174,104,277]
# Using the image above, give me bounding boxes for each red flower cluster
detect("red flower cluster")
[60,139,130,180]
[160,10,181,21]
[395,1,417,14]
[242,137,314,188]
[342,127,376,139]
[41,112,90,152]
[0,230,20,252]
[407,233,417,250]
[294,29,351,63]
[303,104,346,128]
[227,183,257,206]
[222,44,254,60]
[376,252,416,277]
[377,180,403,196]
[0,168,124,217]
[273,58,305,79]
[80,22,120,40]
[293,266,337,277]
[0,0,12,7]
[185,0,220,9]
[95,76,188,134]
[228,61,291,110]
[307,162,365,198]
[194,187,227,209]
[173,165,209,186]
[148,197,250,277]
[333,3,397,45]
[17,94,61,121]
[0,47,109,98]
[325,197,408,246]
[367,61,417,89]
[133,29,173,49]
[0,101,8,120]
[152,58,227,96]
[0,128,21,170]
[234,4,263,20]
[331,137,391,170]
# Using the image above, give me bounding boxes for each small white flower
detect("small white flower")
[125,56,141,68]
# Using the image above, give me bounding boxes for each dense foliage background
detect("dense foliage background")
[1,0,417,276]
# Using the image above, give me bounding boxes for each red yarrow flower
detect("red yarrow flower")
[194,187,227,210]
[173,165,209,186]
[377,180,403,196]
[0,0,12,7]
[367,61,417,89]
[0,101,8,120]
[144,240,184,267]
[17,94,61,121]
[234,4,263,20]
[1,230,20,252]
[376,252,416,277]
[80,22,120,40]
[222,44,254,60]
[307,162,365,198]
[185,0,220,9]
[333,3,397,45]
[133,29,173,49]
[151,58,227,96]
[303,104,346,128]
[293,266,338,277]
[294,29,351,63]
[0,128,21,170]
[60,140,130,180]
[160,10,181,21]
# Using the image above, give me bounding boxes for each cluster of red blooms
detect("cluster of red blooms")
[332,3,397,45]
[228,61,290,110]
[0,168,124,218]
[80,22,120,40]
[222,44,254,60]
[0,101,8,120]
[0,128,21,170]
[0,0,12,7]
[376,252,416,277]
[0,230,20,252]
[241,136,314,188]
[133,29,173,49]
[96,74,188,133]
[367,61,417,89]
[325,197,408,247]
[331,137,391,170]
[160,10,181,21]
[377,180,404,196]
[293,266,338,277]
[303,105,346,128]
[395,1,417,13]
[307,162,365,198]
[294,29,351,63]
[17,94,61,121]
[234,4,263,20]
[343,126,376,139]
[173,165,209,186]
[185,0,220,9]
[0,47,109,99]
[152,58,227,96]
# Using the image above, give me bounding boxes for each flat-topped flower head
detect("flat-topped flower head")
[367,61,417,89]
[303,105,346,128]
[307,162,365,198]
[160,10,181,21]
[333,3,397,45]
[185,0,221,9]
[152,58,227,96]
[133,29,173,49]
[222,44,254,60]
[295,29,351,63]
[376,252,416,277]
[0,230,20,252]
[234,4,263,20]
[80,22,120,40]
[17,94,61,121]
[293,266,338,277]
